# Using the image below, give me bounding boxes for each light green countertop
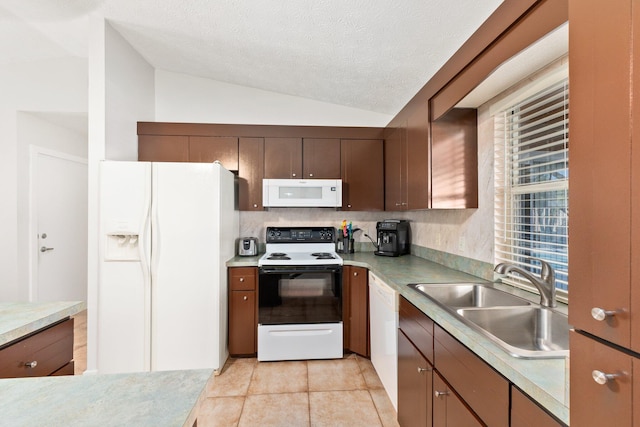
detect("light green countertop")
[0,369,211,427]
[0,301,86,346]
[228,252,570,425]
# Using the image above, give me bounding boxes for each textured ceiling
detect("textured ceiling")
[1,0,505,115]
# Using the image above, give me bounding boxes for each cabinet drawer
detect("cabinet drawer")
[0,318,74,378]
[229,267,257,291]
[399,296,434,363]
[511,386,564,427]
[434,324,509,427]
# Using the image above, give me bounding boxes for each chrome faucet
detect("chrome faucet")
[494,259,557,308]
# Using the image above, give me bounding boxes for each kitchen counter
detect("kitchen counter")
[0,301,86,347]
[227,252,570,424]
[0,369,211,427]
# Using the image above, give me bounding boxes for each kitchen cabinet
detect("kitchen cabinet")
[385,104,431,211]
[342,265,369,356]
[138,135,189,162]
[341,139,384,211]
[430,108,478,209]
[570,330,633,426]
[0,318,74,378]
[398,329,432,427]
[264,137,303,179]
[512,386,564,427]
[302,138,341,179]
[228,267,258,356]
[432,372,482,427]
[188,136,238,170]
[238,137,264,211]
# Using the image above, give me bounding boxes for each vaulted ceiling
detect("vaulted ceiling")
[1,0,505,115]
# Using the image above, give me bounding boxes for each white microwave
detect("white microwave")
[262,179,342,208]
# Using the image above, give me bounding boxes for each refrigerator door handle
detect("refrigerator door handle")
[140,172,152,371]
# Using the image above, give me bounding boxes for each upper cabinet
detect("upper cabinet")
[341,139,384,211]
[264,137,303,179]
[188,136,239,170]
[303,138,341,179]
[139,135,189,162]
[238,137,265,211]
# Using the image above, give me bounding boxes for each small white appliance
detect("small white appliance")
[262,179,342,207]
[257,226,343,361]
[98,161,239,374]
[369,271,399,410]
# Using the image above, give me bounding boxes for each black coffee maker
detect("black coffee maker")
[375,220,411,257]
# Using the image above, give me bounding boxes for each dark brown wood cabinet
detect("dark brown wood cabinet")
[398,329,432,427]
[188,136,238,170]
[302,138,341,179]
[512,386,564,427]
[342,265,369,356]
[0,318,74,378]
[264,137,303,179]
[138,135,189,162]
[341,139,384,211]
[228,267,258,355]
[433,372,482,427]
[238,137,264,211]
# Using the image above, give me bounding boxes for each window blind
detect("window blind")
[494,78,569,298]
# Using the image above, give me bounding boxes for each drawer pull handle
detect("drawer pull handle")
[591,307,618,321]
[239,277,245,282]
[243,296,248,301]
[25,361,38,368]
[434,390,449,398]
[592,370,621,385]
[417,367,430,373]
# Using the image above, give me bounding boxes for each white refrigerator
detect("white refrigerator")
[98,161,238,374]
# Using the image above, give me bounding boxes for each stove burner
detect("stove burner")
[267,252,291,260]
[311,252,336,260]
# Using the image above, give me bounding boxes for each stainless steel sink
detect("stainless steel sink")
[457,306,569,359]
[407,282,569,359]
[408,283,531,308]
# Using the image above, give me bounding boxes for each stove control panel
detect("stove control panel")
[266,227,335,243]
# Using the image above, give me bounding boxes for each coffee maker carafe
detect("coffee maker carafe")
[375,220,410,257]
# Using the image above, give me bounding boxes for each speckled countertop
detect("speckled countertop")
[228,252,570,425]
[0,301,86,346]
[0,369,211,427]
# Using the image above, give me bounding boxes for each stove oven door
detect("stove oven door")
[257,266,343,361]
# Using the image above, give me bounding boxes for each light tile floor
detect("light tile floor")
[200,355,399,427]
[71,313,398,427]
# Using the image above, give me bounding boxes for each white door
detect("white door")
[33,149,88,302]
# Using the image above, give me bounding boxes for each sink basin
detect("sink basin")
[456,306,569,358]
[408,283,531,308]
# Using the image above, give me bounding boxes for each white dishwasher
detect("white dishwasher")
[368,271,398,410]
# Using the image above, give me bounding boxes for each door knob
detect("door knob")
[40,246,54,253]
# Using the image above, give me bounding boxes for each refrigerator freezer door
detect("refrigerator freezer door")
[151,162,237,371]
[98,161,152,373]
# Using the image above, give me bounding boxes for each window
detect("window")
[494,78,569,300]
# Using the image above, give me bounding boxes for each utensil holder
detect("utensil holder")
[337,237,354,254]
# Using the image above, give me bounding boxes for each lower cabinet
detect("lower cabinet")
[0,318,74,378]
[228,267,258,356]
[398,329,432,427]
[398,296,563,427]
[343,265,369,356]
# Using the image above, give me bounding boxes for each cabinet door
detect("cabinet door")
[189,136,238,170]
[345,266,369,356]
[568,0,633,349]
[229,291,256,355]
[238,137,264,211]
[302,138,341,179]
[406,104,430,210]
[138,135,189,162]
[398,330,432,427]
[430,108,478,209]
[433,372,482,427]
[264,137,302,179]
[511,386,564,427]
[341,139,384,211]
[384,125,407,211]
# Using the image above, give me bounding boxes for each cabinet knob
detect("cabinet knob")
[402,202,407,206]
[347,204,352,208]
[395,202,402,206]
[239,277,245,282]
[309,173,314,177]
[353,272,358,276]
[434,390,449,398]
[243,296,248,301]
[25,361,38,368]
[591,307,618,321]
[292,173,297,177]
[592,369,621,385]
[417,367,430,373]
